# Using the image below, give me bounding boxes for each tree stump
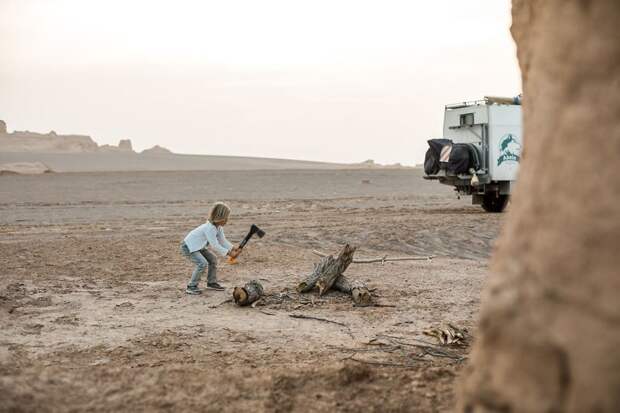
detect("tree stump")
[233,280,264,306]
[333,275,372,307]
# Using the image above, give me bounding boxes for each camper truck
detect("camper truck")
[423,96,522,212]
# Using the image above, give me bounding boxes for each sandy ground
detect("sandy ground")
[0,152,350,172]
[0,169,503,412]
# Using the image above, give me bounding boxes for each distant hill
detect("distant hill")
[0,120,413,172]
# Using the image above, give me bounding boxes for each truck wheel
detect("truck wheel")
[482,194,509,212]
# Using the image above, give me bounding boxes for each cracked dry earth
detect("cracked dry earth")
[0,169,503,412]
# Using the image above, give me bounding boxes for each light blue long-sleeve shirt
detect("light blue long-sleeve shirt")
[183,221,233,256]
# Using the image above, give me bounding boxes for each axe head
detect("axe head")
[238,224,266,249]
[250,224,266,238]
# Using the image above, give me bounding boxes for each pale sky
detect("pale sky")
[0,0,521,165]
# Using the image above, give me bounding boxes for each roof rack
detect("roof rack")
[445,99,487,109]
[445,95,522,109]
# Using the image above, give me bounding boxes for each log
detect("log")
[333,275,372,307]
[233,280,264,306]
[297,244,371,305]
[316,244,356,296]
[297,255,336,293]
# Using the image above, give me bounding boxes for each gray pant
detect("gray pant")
[180,242,218,287]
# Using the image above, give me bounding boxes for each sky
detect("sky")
[0,0,521,165]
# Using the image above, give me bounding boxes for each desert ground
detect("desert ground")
[0,168,503,412]
[0,152,350,172]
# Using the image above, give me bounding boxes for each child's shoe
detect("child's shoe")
[207,282,225,291]
[185,285,203,295]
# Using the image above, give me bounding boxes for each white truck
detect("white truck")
[423,96,522,212]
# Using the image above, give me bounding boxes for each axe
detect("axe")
[227,224,265,264]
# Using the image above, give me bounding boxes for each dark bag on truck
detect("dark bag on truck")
[424,139,453,175]
[447,143,471,174]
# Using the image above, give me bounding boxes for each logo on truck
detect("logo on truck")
[497,134,521,166]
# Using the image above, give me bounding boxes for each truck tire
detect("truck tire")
[482,194,508,213]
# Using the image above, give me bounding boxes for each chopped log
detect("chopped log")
[333,275,372,307]
[233,280,264,306]
[316,244,356,296]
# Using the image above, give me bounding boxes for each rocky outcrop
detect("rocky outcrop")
[0,121,135,153]
[118,139,133,152]
[458,1,620,412]
[0,129,99,153]
[99,140,135,153]
[350,159,410,169]
[141,145,173,155]
[0,162,53,175]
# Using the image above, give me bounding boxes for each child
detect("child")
[180,202,239,295]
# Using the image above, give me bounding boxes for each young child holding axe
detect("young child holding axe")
[180,202,240,295]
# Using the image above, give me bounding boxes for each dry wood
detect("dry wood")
[208,298,233,308]
[333,274,372,307]
[296,255,336,293]
[289,314,347,327]
[423,324,468,346]
[374,334,466,361]
[356,303,397,308]
[312,250,434,263]
[233,280,264,306]
[315,244,356,296]
[348,358,422,368]
[257,309,276,316]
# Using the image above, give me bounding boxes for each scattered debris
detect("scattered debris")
[114,302,134,310]
[423,324,468,346]
[289,314,347,327]
[208,298,233,308]
[362,334,467,362]
[257,309,276,316]
[348,358,419,368]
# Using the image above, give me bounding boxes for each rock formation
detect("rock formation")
[118,139,133,152]
[99,139,135,153]
[0,162,53,175]
[458,1,620,412]
[141,145,173,155]
[0,121,137,153]
[0,129,99,153]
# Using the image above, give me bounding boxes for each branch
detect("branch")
[312,250,434,263]
[348,358,424,367]
[289,314,347,327]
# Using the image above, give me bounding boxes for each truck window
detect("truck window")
[460,113,475,126]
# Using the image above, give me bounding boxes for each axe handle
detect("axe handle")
[238,232,253,249]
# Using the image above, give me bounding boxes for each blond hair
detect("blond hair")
[208,202,231,225]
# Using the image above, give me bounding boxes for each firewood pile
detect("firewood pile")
[296,244,373,306]
[230,244,433,308]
